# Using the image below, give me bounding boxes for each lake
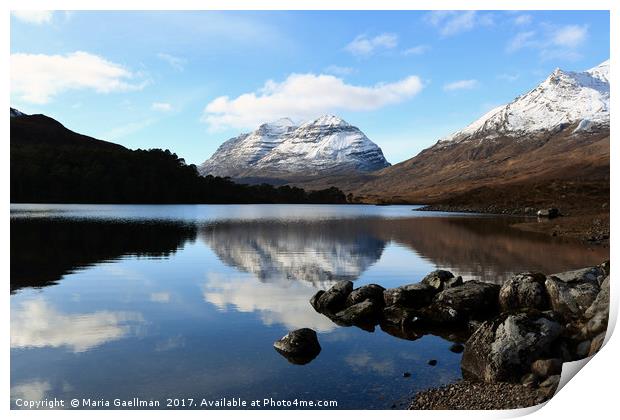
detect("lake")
[10,204,608,409]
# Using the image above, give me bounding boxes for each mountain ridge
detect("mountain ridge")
[199,114,390,179]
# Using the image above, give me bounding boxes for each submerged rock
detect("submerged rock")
[461,312,562,383]
[273,328,321,365]
[499,272,549,312]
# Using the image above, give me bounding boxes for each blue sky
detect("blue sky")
[10,10,610,165]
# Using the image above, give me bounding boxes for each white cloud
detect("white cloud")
[514,14,533,26]
[507,31,537,52]
[402,45,431,56]
[345,33,398,57]
[152,102,173,112]
[11,380,52,402]
[11,299,144,353]
[150,292,171,303]
[443,79,479,91]
[324,65,355,76]
[11,10,53,24]
[11,51,146,104]
[157,53,187,71]
[203,73,423,130]
[552,24,588,48]
[497,73,520,82]
[425,11,493,37]
[506,24,588,60]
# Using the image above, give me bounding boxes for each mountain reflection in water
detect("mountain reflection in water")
[11,215,607,293]
[10,205,609,409]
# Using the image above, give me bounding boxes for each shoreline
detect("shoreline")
[409,380,551,410]
[416,205,609,247]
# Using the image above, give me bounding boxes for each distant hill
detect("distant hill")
[10,109,346,204]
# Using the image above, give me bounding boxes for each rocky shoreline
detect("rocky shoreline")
[417,205,609,246]
[274,262,610,410]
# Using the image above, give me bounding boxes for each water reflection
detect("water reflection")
[9,205,609,409]
[201,220,386,289]
[11,299,144,352]
[203,273,337,332]
[10,219,197,293]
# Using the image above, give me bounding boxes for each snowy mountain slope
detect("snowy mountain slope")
[200,118,297,177]
[200,115,390,178]
[438,60,610,145]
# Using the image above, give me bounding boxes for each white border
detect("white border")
[3,1,616,420]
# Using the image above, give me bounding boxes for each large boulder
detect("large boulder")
[583,276,610,336]
[334,299,381,326]
[273,328,321,365]
[310,280,353,313]
[432,281,500,321]
[550,266,607,285]
[499,272,550,312]
[383,283,435,308]
[345,284,385,307]
[461,312,562,383]
[420,270,461,291]
[545,277,600,320]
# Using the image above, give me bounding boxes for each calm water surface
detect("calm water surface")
[10,204,608,409]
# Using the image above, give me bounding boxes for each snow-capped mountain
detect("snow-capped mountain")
[343,60,610,205]
[438,60,610,145]
[200,115,390,178]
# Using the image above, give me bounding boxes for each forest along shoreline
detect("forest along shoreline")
[272,262,610,410]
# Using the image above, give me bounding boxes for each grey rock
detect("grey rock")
[550,266,606,285]
[346,284,385,307]
[433,281,500,320]
[273,328,321,365]
[521,373,538,388]
[383,282,435,308]
[531,358,562,378]
[420,270,457,291]
[313,280,353,313]
[538,375,560,399]
[545,277,599,320]
[461,313,562,383]
[499,272,550,311]
[334,299,381,325]
[588,332,605,356]
[309,290,325,311]
[584,276,609,335]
